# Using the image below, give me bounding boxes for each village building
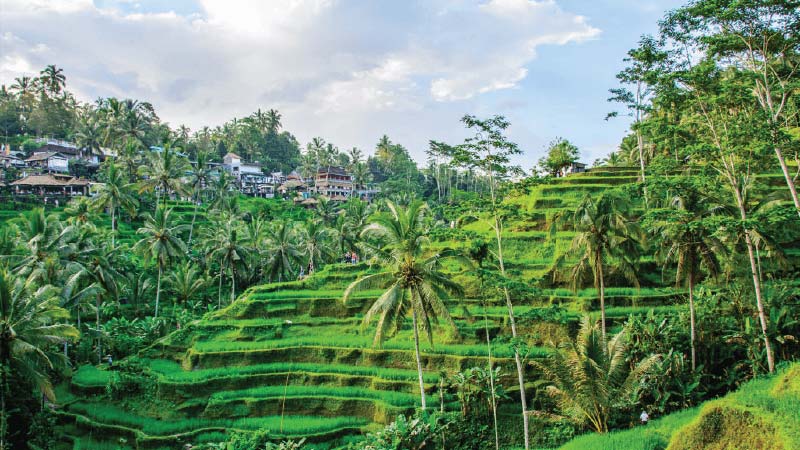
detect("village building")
[10,173,91,197]
[25,152,70,173]
[222,152,273,197]
[313,166,353,200]
[562,161,587,176]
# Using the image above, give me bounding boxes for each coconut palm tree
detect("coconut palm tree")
[12,209,80,283]
[646,187,723,371]
[531,317,659,433]
[138,143,190,212]
[553,192,641,340]
[266,109,282,135]
[92,162,138,248]
[204,214,249,306]
[264,221,302,282]
[134,206,188,317]
[299,218,335,274]
[343,200,462,410]
[64,197,96,225]
[187,150,213,245]
[74,111,104,159]
[167,261,206,310]
[39,64,66,95]
[0,269,78,448]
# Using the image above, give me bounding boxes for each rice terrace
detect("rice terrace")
[0,1,799,449]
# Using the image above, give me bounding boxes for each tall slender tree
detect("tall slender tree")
[452,115,531,449]
[92,162,137,248]
[134,207,188,317]
[343,201,462,410]
[553,192,641,340]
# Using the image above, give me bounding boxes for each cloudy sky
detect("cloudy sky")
[0,0,684,168]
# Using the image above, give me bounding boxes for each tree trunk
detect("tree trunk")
[230,267,236,304]
[689,271,696,372]
[734,189,775,373]
[188,194,199,245]
[744,231,775,373]
[774,147,800,219]
[155,265,162,318]
[218,265,223,308]
[483,299,500,450]
[487,156,529,450]
[598,256,606,341]
[96,295,102,363]
[111,206,116,249]
[412,309,427,410]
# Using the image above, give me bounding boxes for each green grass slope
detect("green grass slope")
[557,363,800,450]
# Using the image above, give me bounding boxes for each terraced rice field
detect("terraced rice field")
[56,166,799,448]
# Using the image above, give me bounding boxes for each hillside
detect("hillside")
[42,165,798,449]
[557,363,800,450]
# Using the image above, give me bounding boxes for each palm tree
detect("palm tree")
[79,242,121,363]
[187,150,213,245]
[64,197,96,225]
[167,261,206,310]
[39,64,66,95]
[343,201,462,410]
[264,221,302,282]
[134,207,188,317]
[266,109,282,135]
[646,188,723,371]
[299,219,335,274]
[0,269,78,448]
[92,162,138,248]
[121,272,153,317]
[553,192,641,340]
[204,214,249,306]
[531,317,659,433]
[138,144,190,212]
[13,209,79,283]
[74,111,104,159]
[351,162,372,192]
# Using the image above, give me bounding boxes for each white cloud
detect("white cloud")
[0,0,600,160]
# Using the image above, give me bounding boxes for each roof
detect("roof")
[11,174,89,187]
[25,152,67,162]
[300,198,319,205]
[280,179,306,189]
[316,166,349,176]
[224,152,241,159]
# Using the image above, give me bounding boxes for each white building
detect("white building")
[222,153,274,197]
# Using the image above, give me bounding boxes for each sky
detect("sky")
[0,0,686,169]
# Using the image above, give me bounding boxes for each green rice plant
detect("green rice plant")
[72,365,112,388]
[145,359,439,383]
[209,385,420,407]
[190,333,547,358]
[68,401,369,437]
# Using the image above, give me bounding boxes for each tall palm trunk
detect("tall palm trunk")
[218,265,224,308]
[773,147,800,219]
[485,153,529,450]
[688,271,696,372]
[412,308,427,410]
[597,253,606,341]
[188,193,199,245]
[154,265,162,318]
[733,188,775,373]
[110,206,116,248]
[230,266,236,304]
[96,294,102,363]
